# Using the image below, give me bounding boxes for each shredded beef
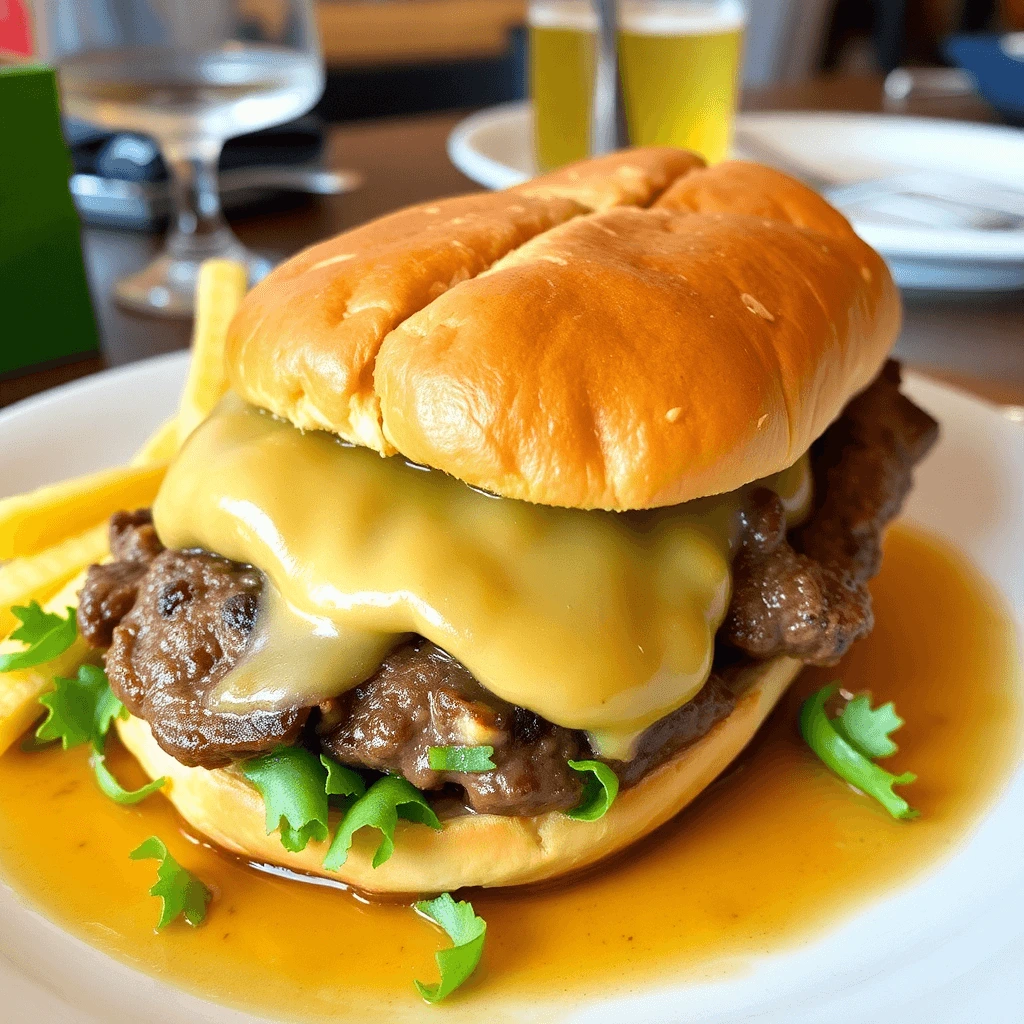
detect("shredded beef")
[795,361,939,581]
[77,510,164,648]
[109,508,164,563]
[105,548,307,768]
[76,363,937,810]
[318,641,585,815]
[721,488,875,664]
[722,362,938,665]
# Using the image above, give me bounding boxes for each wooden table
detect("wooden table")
[3,74,1022,409]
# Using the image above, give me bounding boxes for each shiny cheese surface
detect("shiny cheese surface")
[154,397,811,757]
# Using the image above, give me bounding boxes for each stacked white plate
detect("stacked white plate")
[448,104,1024,292]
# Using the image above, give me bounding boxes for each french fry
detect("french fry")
[177,259,247,443]
[0,418,168,612]
[0,570,95,757]
[0,522,108,636]
[0,461,167,561]
[132,416,180,466]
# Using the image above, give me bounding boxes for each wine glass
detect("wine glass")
[35,0,325,317]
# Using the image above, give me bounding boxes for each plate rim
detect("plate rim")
[0,350,189,425]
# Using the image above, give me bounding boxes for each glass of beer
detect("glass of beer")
[529,0,745,171]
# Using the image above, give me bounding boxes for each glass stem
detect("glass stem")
[162,139,237,262]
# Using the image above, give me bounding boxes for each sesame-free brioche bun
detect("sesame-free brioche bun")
[116,656,800,895]
[226,149,898,510]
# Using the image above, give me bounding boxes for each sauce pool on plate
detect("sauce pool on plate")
[0,526,1018,1021]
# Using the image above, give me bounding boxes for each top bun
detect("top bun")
[227,150,899,510]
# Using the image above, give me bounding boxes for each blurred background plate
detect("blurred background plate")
[447,100,534,190]
[447,103,1024,292]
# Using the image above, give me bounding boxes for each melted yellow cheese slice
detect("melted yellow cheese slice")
[154,397,811,758]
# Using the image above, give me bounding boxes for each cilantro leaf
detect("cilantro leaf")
[427,745,496,772]
[414,893,487,1003]
[800,683,917,820]
[834,693,903,759]
[321,754,366,800]
[94,685,129,740]
[35,664,110,749]
[130,836,211,929]
[324,776,441,870]
[566,759,619,821]
[91,750,166,805]
[0,602,77,672]
[242,746,331,853]
[32,662,158,805]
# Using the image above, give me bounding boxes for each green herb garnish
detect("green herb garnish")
[93,684,129,740]
[0,601,77,672]
[833,692,904,758]
[130,836,211,929]
[321,754,366,801]
[324,776,441,870]
[91,750,166,805]
[414,893,487,1003]
[35,664,113,750]
[800,682,917,820]
[31,663,164,803]
[242,746,333,853]
[427,745,496,772]
[566,759,619,821]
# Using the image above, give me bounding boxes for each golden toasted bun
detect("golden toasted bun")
[116,655,800,895]
[226,150,898,510]
[227,148,703,454]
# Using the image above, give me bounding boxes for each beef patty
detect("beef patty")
[318,641,586,815]
[102,545,307,767]
[78,362,937,812]
[723,361,938,663]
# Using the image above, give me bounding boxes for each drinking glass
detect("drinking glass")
[35,0,325,317]
[529,0,745,171]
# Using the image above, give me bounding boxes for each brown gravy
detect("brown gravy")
[0,527,1019,1021]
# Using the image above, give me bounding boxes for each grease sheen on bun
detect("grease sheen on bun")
[227,151,898,510]
[116,657,800,894]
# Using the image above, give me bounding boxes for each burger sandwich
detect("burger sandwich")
[74,148,938,895]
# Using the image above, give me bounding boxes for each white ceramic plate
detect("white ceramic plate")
[447,104,1024,292]
[1,356,1023,1023]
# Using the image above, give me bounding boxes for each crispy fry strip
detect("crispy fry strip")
[177,259,247,443]
[0,462,167,561]
[0,523,108,637]
[133,417,180,466]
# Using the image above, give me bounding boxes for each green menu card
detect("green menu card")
[0,64,99,376]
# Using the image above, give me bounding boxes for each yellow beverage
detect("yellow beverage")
[529,0,745,171]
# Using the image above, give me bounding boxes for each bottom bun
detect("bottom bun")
[117,655,801,895]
